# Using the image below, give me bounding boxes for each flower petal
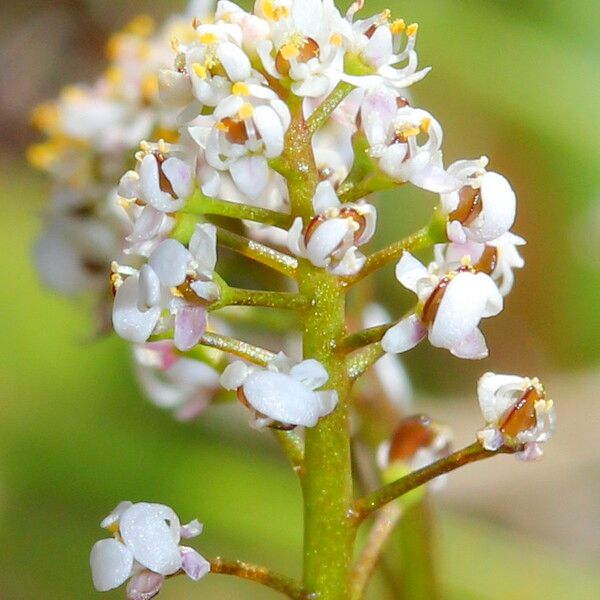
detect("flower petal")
[126,570,164,600]
[381,314,427,353]
[90,538,134,592]
[174,305,207,351]
[289,359,329,390]
[113,275,161,344]
[149,239,192,287]
[180,546,211,580]
[395,252,427,292]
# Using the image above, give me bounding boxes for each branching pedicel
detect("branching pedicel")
[30,1,556,598]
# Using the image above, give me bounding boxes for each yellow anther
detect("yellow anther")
[329,32,343,46]
[157,139,169,154]
[232,82,250,96]
[391,18,406,35]
[380,9,391,22]
[262,0,288,21]
[152,126,179,143]
[406,23,419,36]
[238,102,254,120]
[280,42,300,60]
[420,117,432,134]
[105,33,125,59]
[27,143,56,170]
[192,62,208,79]
[105,66,123,85]
[460,255,472,266]
[62,85,86,102]
[31,102,58,132]
[125,15,155,38]
[171,37,181,53]
[142,74,158,101]
[273,6,289,20]
[216,121,230,132]
[199,32,218,45]
[397,125,420,138]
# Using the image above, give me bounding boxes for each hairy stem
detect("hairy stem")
[209,557,309,599]
[221,287,308,311]
[216,227,298,278]
[355,442,510,520]
[350,503,402,600]
[338,174,397,203]
[306,81,355,134]
[199,332,274,366]
[338,323,395,354]
[185,190,292,229]
[347,342,386,381]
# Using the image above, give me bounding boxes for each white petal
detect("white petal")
[220,361,250,390]
[113,276,161,344]
[329,247,366,276]
[287,217,306,257]
[229,156,268,200]
[477,372,525,422]
[289,359,329,390]
[138,265,161,311]
[315,390,339,417]
[119,503,182,575]
[158,69,193,106]
[242,370,324,426]
[381,314,427,353]
[189,223,218,274]
[305,219,350,267]
[217,42,251,81]
[253,105,285,158]
[149,239,192,287]
[471,172,516,242]
[190,280,220,301]
[409,164,460,193]
[90,539,134,591]
[162,157,193,200]
[180,519,203,539]
[101,501,133,529]
[395,252,427,292]
[312,181,340,213]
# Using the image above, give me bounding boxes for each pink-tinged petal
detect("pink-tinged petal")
[180,546,211,581]
[90,538,134,591]
[395,252,427,292]
[360,88,397,147]
[180,519,203,539]
[450,328,488,360]
[126,569,164,600]
[127,207,167,243]
[230,156,268,200]
[409,164,460,193]
[381,314,427,353]
[174,306,207,351]
[137,341,179,371]
[517,442,544,461]
[162,157,193,200]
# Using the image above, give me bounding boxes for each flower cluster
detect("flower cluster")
[30,1,556,596]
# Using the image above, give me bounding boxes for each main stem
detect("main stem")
[284,109,356,599]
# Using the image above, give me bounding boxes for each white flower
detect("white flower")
[341,3,430,90]
[382,251,503,359]
[441,157,517,243]
[134,341,221,420]
[255,0,346,97]
[476,372,556,460]
[189,83,290,199]
[434,232,526,296]
[376,414,452,491]
[90,501,209,595]
[112,223,220,350]
[360,92,457,192]
[118,139,194,213]
[287,181,376,275]
[220,352,338,428]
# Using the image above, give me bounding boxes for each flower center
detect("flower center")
[421,265,474,326]
[473,245,498,275]
[275,37,320,76]
[449,185,483,226]
[499,386,542,438]
[303,208,367,247]
[388,415,436,463]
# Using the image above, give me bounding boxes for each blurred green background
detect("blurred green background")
[1,0,599,598]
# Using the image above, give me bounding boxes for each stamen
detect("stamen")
[500,386,542,438]
[232,82,250,96]
[449,185,483,226]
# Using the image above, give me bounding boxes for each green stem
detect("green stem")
[347,342,386,381]
[395,499,439,600]
[338,323,395,354]
[219,287,308,311]
[273,429,305,477]
[208,557,309,599]
[354,442,508,520]
[216,227,298,279]
[185,190,292,229]
[306,81,355,134]
[338,174,397,203]
[199,331,274,366]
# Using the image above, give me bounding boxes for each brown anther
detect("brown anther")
[71,204,95,218]
[268,421,297,431]
[396,96,410,108]
[83,259,108,276]
[449,185,483,226]
[388,415,436,463]
[500,386,542,438]
[220,117,249,144]
[339,207,367,243]
[421,266,473,326]
[237,387,251,409]
[177,276,211,306]
[152,153,177,198]
[275,38,320,76]
[364,23,378,39]
[473,245,498,275]
[303,214,327,246]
